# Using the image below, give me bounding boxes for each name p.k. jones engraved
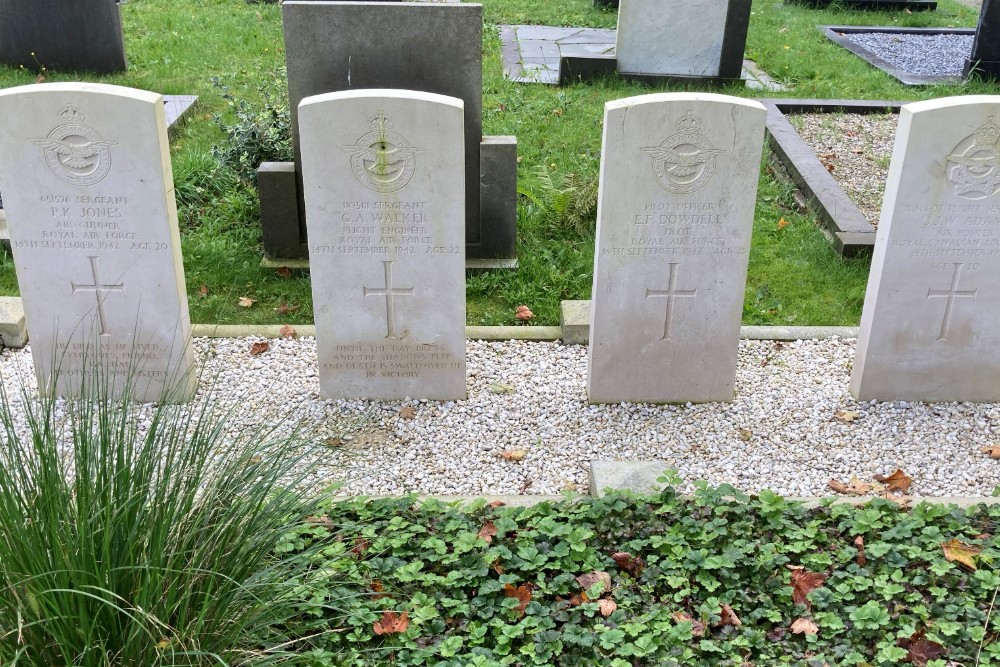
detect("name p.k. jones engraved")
[642,112,725,195]
[342,111,421,193]
[30,105,117,186]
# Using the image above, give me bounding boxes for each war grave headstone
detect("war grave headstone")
[587,93,766,404]
[0,0,127,74]
[964,0,1000,81]
[615,0,752,81]
[260,1,516,269]
[299,89,466,400]
[850,96,1000,402]
[0,83,195,401]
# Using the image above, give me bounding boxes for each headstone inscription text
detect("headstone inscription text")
[0,83,195,401]
[299,89,466,400]
[851,96,1000,402]
[587,93,766,404]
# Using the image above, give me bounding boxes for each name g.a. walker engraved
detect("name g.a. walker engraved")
[30,105,117,186]
[341,111,421,194]
[946,117,1000,200]
[642,112,725,195]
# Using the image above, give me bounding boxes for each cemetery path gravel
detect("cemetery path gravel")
[2,337,998,498]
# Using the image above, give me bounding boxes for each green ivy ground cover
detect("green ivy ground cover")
[283,485,1000,667]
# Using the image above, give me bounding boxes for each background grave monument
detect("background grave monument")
[0,83,194,400]
[851,95,1000,402]
[260,0,516,269]
[0,0,127,74]
[299,89,466,400]
[615,0,751,80]
[964,0,1000,82]
[587,93,766,404]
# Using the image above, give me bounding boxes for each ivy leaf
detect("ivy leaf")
[717,603,742,627]
[788,567,827,609]
[373,610,409,635]
[790,617,819,635]
[854,535,866,567]
[477,521,497,544]
[897,629,946,666]
[249,341,269,356]
[575,571,612,595]
[503,583,532,617]
[598,598,617,617]
[874,469,912,494]
[671,611,706,637]
[941,539,982,570]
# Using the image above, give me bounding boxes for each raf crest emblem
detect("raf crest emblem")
[30,105,117,186]
[342,111,421,193]
[946,117,1000,200]
[642,112,725,195]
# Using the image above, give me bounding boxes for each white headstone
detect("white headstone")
[299,89,466,400]
[616,0,729,77]
[0,83,195,401]
[587,93,766,404]
[851,95,1000,402]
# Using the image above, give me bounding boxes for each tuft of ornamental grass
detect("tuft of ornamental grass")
[0,364,335,666]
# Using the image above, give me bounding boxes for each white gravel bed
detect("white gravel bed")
[789,112,896,228]
[844,32,973,78]
[1,336,999,498]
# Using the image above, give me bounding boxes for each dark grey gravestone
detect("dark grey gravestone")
[263,1,516,266]
[0,0,126,74]
[594,0,619,7]
[965,0,1000,81]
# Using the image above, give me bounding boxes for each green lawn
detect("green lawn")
[0,0,992,327]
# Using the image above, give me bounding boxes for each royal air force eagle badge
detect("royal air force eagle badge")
[642,112,725,195]
[30,105,117,186]
[946,117,1000,200]
[342,111,421,194]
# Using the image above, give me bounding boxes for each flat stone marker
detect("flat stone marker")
[587,93,766,404]
[616,0,751,80]
[299,89,466,400]
[851,96,1000,402]
[0,83,195,401]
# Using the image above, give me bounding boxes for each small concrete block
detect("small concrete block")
[0,297,27,348]
[560,300,590,344]
[257,162,305,260]
[589,460,672,497]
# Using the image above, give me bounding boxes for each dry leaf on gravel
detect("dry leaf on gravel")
[790,618,819,635]
[828,476,873,496]
[238,296,256,308]
[874,469,912,494]
[834,409,860,423]
[941,539,982,570]
[737,428,752,441]
[399,406,416,420]
[500,448,527,462]
[249,341,270,356]
[982,445,1000,459]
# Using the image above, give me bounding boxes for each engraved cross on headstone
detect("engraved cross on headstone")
[645,262,698,341]
[71,255,124,336]
[926,262,978,341]
[364,260,414,339]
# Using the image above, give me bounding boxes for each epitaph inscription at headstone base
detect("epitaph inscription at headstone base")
[587,93,766,404]
[851,96,1000,402]
[262,1,516,265]
[615,0,751,80]
[0,83,195,401]
[0,0,127,74]
[299,89,466,400]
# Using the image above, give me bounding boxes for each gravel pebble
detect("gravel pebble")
[2,336,999,497]
[844,32,972,77]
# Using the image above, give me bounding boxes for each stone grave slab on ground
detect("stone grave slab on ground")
[965,0,1000,81]
[851,95,1000,402]
[587,93,766,404]
[499,25,783,89]
[0,0,127,73]
[616,0,751,80]
[0,83,195,400]
[260,1,516,269]
[822,26,974,85]
[299,89,466,400]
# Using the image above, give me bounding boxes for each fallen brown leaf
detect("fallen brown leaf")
[503,583,532,617]
[611,551,645,577]
[477,521,497,544]
[834,409,860,423]
[238,296,256,308]
[488,500,505,508]
[279,324,297,339]
[515,304,534,323]
[897,629,946,667]
[982,445,1000,459]
[854,535,866,567]
[789,568,826,609]
[672,611,707,637]
[942,538,982,570]
[351,537,371,557]
[790,617,819,635]
[500,448,527,462]
[373,610,409,635]
[198,284,209,298]
[249,341,270,356]
[275,266,293,279]
[717,603,742,627]
[399,406,416,420]
[576,571,612,595]
[275,301,301,315]
[598,598,617,617]
[828,476,874,496]
[874,469,912,494]
[737,427,752,441]
[777,217,790,229]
